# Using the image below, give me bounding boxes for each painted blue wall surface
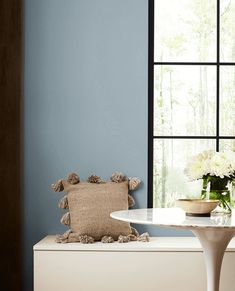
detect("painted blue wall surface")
[23,0,191,290]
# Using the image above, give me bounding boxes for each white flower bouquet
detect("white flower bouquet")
[185,150,235,212]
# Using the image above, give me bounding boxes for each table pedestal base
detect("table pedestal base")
[192,229,235,291]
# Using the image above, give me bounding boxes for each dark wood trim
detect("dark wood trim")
[0,0,22,290]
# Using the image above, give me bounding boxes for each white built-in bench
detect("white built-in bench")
[34,236,235,291]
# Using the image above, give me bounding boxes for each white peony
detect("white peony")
[209,152,231,178]
[185,150,235,181]
[184,151,211,181]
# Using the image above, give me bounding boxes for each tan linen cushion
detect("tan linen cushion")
[62,180,131,240]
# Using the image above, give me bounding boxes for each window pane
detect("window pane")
[154,0,216,62]
[220,139,235,151]
[220,66,235,136]
[154,66,216,136]
[221,0,235,62]
[153,139,215,208]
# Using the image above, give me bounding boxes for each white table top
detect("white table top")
[111,208,235,230]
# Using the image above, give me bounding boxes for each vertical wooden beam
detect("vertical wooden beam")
[0,0,22,290]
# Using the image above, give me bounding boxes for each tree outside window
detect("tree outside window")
[149,0,235,208]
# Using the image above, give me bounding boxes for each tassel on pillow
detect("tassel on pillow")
[110,172,126,183]
[58,195,68,209]
[128,194,135,208]
[60,212,70,226]
[87,175,102,184]
[128,177,141,191]
[137,232,150,242]
[101,236,114,243]
[67,172,80,184]
[51,179,64,192]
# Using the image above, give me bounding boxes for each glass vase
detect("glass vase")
[201,176,232,213]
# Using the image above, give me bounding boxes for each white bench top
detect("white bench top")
[34,235,235,252]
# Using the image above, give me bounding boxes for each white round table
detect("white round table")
[111,208,235,291]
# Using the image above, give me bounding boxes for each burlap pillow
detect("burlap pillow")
[52,172,149,243]
[63,180,131,240]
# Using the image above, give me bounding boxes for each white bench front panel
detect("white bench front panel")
[34,236,235,291]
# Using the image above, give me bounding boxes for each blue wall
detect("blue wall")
[23,1,190,290]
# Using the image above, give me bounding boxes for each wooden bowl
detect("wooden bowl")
[175,199,220,216]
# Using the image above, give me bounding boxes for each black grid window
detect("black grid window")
[148,0,235,208]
